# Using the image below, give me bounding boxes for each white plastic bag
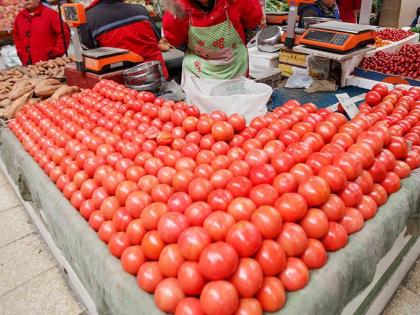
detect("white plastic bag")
[182,71,272,122]
[285,67,313,89]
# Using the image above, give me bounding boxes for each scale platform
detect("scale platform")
[300,21,378,53]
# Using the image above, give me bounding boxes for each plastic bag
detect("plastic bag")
[0,45,21,70]
[182,71,271,122]
[285,67,313,89]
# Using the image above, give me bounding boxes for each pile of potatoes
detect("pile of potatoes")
[0,56,80,120]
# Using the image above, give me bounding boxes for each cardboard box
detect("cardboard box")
[279,49,308,67]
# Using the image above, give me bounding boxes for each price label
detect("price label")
[336,93,359,119]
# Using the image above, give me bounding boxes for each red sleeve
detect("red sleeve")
[47,10,70,58]
[353,0,362,10]
[13,14,24,62]
[241,0,263,29]
[162,10,189,48]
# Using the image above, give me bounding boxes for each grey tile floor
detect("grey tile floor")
[0,166,418,315]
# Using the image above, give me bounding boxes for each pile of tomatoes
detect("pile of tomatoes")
[7,80,420,315]
[359,44,420,80]
[375,29,413,42]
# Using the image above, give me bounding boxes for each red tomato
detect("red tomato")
[340,207,364,234]
[126,219,146,245]
[272,172,298,195]
[141,202,168,230]
[369,183,388,206]
[235,298,263,315]
[112,207,132,231]
[393,161,411,179]
[226,176,253,198]
[141,230,165,260]
[184,201,212,226]
[100,196,120,220]
[154,278,186,313]
[212,121,234,141]
[300,208,329,239]
[381,172,401,194]
[333,152,363,181]
[226,221,262,257]
[200,281,239,315]
[121,245,145,275]
[228,114,246,132]
[256,277,286,312]
[354,170,374,195]
[263,140,285,159]
[158,212,190,243]
[279,257,309,291]
[98,220,117,243]
[271,152,295,173]
[290,163,314,185]
[178,227,212,261]
[306,152,332,174]
[88,211,105,231]
[175,298,204,315]
[137,261,164,293]
[347,143,375,169]
[331,133,354,151]
[316,121,337,142]
[125,191,152,218]
[278,222,308,257]
[229,160,251,177]
[365,91,382,106]
[207,189,233,212]
[188,177,213,201]
[372,83,389,98]
[227,197,256,221]
[108,232,130,258]
[249,163,276,185]
[251,206,283,239]
[322,222,348,251]
[230,258,264,298]
[387,136,408,159]
[255,240,286,276]
[377,149,396,172]
[339,182,363,207]
[368,158,387,183]
[245,149,268,168]
[199,242,239,280]
[356,195,378,220]
[167,192,193,213]
[249,184,279,207]
[159,244,185,277]
[204,211,236,242]
[275,193,308,222]
[298,176,331,207]
[103,171,126,195]
[115,180,138,205]
[301,239,328,269]
[177,261,207,296]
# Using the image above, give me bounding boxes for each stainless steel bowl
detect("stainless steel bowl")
[123,61,164,92]
[257,26,283,53]
[302,17,338,29]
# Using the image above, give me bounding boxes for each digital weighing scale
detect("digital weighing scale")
[299,21,377,53]
[61,3,143,74]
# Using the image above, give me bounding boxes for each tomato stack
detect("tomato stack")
[8,80,420,315]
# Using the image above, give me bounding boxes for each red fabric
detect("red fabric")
[338,0,361,23]
[95,21,168,79]
[13,5,70,65]
[163,0,262,48]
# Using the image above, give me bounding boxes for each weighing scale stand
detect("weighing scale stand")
[285,0,315,48]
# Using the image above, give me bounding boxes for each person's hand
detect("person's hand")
[161,0,187,19]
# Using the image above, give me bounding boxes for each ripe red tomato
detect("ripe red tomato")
[369,183,388,206]
[210,169,234,189]
[368,158,387,183]
[339,182,363,207]
[188,177,213,201]
[357,195,378,220]
[227,197,256,221]
[245,149,268,167]
[137,261,164,293]
[249,163,276,185]
[226,176,253,198]
[199,242,239,280]
[108,232,130,258]
[228,114,246,133]
[230,258,264,298]
[235,298,263,315]
[88,211,105,231]
[298,176,331,207]
[316,121,337,142]
[251,206,283,239]
[300,208,329,239]
[271,152,295,173]
[279,257,309,291]
[305,152,332,174]
[207,189,233,212]
[331,133,354,151]
[272,172,298,195]
[177,261,207,296]
[121,245,145,275]
[159,244,185,277]
[275,193,308,222]
[301,239,328,269]
[387,136,408,159]
[393,160,411,178]
[126,219,146,245]
[322,222,348,251]
[200,281,239,315]
[340,207,364,234]
[249,184,279,207]
[333,152,363,181]
[178,227,212,261]
[354,170,374,195]
[141,230,165,260]
[226,221,262,257]
[158,212,190,243]
[141,202,168,230]
[372,83,389,98]
[103,171,126,195]
[290,163,314,184]
[256,277,286,312]
[212,121,234,141]
[278,222,308,257]
[184,201,212,226]
[255,240,286,276]
[100,196,120,220]
[365,91,382,106]
[203,211,236,241]
[381,172,401,194]
[154,278,186,313]
[175,298,204,315]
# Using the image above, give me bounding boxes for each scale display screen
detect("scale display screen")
[303,30,350,46]
[63,7,78,22]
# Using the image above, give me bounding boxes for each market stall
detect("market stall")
[1,0,420,315]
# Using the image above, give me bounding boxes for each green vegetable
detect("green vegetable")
[266,0,289,14]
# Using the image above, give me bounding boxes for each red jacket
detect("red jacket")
[338,0,361,23]
[80,0,168,78]
[163,0,262,48]
[13,5,70,65]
